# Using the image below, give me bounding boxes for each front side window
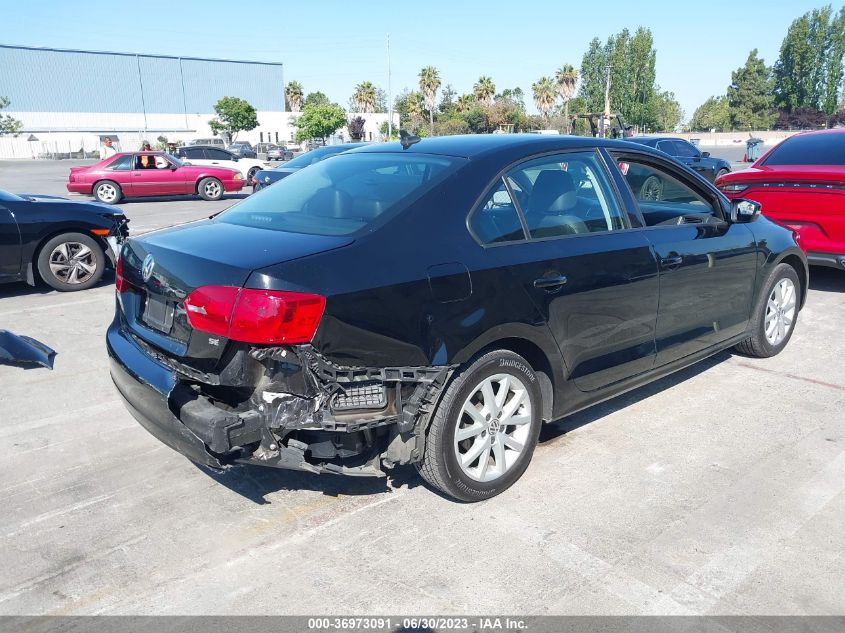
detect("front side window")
[617,159,718,226]
[207,149,233,160]
[506,151,626,239]
[218,153,464,236]
[656,140,675,156]
[107,154,133,171]
[673,140,699,158]
[470,179,526,244]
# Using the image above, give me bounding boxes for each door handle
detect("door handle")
[660,255,683,268]
[533,275,568,289]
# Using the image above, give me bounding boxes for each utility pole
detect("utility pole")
[387,33,393,139]
[602,62,612,138]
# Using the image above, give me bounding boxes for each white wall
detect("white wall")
[0,110,399,159]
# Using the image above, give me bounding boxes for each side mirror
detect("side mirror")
[701,151,711,158]
[232,156,240,162]
[731,198,761,223]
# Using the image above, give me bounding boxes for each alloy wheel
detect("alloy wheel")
[764,278,797,346]
[454,373,532,483]
[97,183,118,203]
[48,241,97,285]
[204,180,222,198]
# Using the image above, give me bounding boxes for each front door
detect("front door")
[130,154,185,196]
[613,153,757,366]
[470,150,660,392]
[0,205,22,278]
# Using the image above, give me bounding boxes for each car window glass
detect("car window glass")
[182,148,201,159]
[219,154,464,236]
[656,140,675,155]
[207,149,231,160]
[134,155,157,169]
[673,140,699,158]
[507,151,625,239]
[154,156,169,169]
[618,160,717,226]
[762,133,845,165]
[107,155,133,171]
[471,179,526,244]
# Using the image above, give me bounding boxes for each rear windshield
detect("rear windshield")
[282,146,349,168]
[217,153,464,236]
[762,134,845,166]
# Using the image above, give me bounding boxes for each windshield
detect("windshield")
[218,153,464,236]
[0,189,25,202]
[281,146,354,169]
[762,133,845,166]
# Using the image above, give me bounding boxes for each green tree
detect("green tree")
[293,103,347,142]
[456,94,476,113]
[823,8,845,115]
[473,76,496,104]
[578,38,607,112]
[689,95,732,131]
[649,90,683,132]
[352,81,377,113]
[496,87,526,111]
[0,97,23,136]
[728,49,776,130]
[532,76,557,121]
[555,64,579,132]
[439,84,457,115]
[418,66,441,135]
[208,96,258,143]
[285,81,304,111]
[304,91,330,107]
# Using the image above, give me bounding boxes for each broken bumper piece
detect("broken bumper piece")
[107,318,453,477]
[0,330,56,369]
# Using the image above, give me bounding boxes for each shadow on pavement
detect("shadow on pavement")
[0,271,115,299]
[115,193,249,204]
[808,266,845,293]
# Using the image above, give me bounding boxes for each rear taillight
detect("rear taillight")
[115,255,128,293]
[719,183,748,193]
[183,285,325,344]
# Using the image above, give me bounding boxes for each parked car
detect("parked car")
[67,152,244,204]
[109,135,806,502]
[717,129,845,270]
[626,136,732,182]
[252,143,366,190]
[228,142,257,158]
[187,138,226,147]
[266,145,295,161]
[174,145,269,185]
[0,188,128,291]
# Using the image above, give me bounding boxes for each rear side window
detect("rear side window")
[107,155,133,170]
[207,149,232,160]
[471,179,526,244]
[762,134,845,165]
[218,153,464,236]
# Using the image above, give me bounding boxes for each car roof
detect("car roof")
[351,134,660,159]
[181,145,233,151]
[789,128,845,138]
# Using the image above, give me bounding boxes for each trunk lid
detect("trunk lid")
[119,219,352,364]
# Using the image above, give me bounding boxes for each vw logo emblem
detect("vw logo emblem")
[141,254,155,282]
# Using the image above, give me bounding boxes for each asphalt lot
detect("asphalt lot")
[0,160,844,616]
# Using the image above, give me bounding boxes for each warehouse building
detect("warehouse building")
[0,44,396,159]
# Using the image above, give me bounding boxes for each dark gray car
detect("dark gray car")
[626,137,731,182]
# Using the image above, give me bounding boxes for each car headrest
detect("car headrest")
[306,188,353,218]
[528,170,577,215]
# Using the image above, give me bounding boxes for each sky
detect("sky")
[2,0,832,119]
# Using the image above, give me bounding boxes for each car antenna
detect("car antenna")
[399,130,421,150]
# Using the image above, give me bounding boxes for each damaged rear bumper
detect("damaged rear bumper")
[107,318,453,477]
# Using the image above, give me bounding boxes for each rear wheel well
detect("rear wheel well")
[778,254,807,308]
[478,337,555,422]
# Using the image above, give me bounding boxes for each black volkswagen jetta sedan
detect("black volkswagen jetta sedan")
[109,134,807,502]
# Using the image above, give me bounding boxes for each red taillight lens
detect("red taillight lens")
[115,255,127,293]
[184,286,325,344]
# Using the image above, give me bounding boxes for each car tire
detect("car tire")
[715,168,730,181]
[640,175,664,201]
[416,349,543,502]
[198,177,224,201]
[93,180,122,205]
[735,263,800,358]
[36,232,106,292]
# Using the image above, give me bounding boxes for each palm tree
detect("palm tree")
[555,64,579,133]
[456,94,476,113]
[532,76,557,121]
[285,81,304,112]
[473,76,496,104]
[353,81,377,113]
[418,66,441,135]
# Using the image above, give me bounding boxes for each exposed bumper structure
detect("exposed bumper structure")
[107,316,453,477]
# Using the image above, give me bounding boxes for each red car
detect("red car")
[716,129,845,269]
[67,151,244,204]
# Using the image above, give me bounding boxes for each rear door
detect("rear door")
[0,203,22,278]
[470,150,660,392]
[613,151,757,366]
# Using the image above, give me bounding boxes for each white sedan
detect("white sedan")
[175,145,268,185]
